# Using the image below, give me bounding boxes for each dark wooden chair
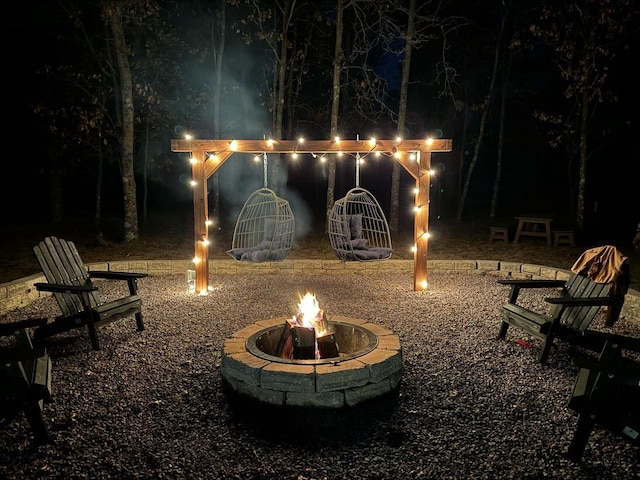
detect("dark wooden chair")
[496,273,624,364]
[32,236,148,350]
[566,331,640,461]
[0,318,53,444]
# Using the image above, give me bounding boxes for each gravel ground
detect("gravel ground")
[1,271,639,479]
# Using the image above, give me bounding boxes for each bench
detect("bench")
[489,227,509,243]
[553,230,575,247]
[497,273,624,364]
[0,318,54,444]
[566,331,640,461]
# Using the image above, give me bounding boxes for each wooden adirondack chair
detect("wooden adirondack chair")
[496,273,624,364]
[1,318,53,444]
[566,331,640,461]
[32,236,148,350]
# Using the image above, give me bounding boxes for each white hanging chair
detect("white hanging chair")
[227,155,295,262]
[328,154,393,261]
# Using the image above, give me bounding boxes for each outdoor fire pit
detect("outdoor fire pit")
[221,293,402,408]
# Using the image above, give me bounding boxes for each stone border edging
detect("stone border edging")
[1,259,638,323]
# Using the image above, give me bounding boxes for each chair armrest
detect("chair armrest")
[497,279,566,289]
[89,271,148,280]
[544,295,621,307]
[34,282,97,294]
[498,279,567,304]
[0,318,49,336]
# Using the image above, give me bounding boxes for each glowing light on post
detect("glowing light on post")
[368,137,377,147]
[298,137,305,144]
[229,140,238,151]
[192,256,200,264]
[334,136,340,142]
[426,137,433,146]
[205,219,212,227]
[185,134,192,141]
[189,157,196,164]
[190,180,197,187]
[267,138,275,147]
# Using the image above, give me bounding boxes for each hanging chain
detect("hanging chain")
[263,153,268,188]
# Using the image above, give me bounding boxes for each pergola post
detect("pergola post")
[191,150,209,294]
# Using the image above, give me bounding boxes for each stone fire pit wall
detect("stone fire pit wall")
[221,316,402,408]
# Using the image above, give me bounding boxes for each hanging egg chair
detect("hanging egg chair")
[328,154,393,261]
[226,155,295,262]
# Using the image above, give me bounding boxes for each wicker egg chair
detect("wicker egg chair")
[328,187,393,261]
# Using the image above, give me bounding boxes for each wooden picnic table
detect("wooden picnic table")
[513,216,553,246]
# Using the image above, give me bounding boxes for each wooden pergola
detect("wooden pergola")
[171,137,453,293]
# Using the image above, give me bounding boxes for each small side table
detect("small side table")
[513,217,553,246]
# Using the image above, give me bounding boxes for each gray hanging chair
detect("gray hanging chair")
[226,154,295,262]
[328,187,393,261]
[227,187,295,262]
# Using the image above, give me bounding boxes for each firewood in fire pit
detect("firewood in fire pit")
[317,333,339,358]
[291,326,316,359]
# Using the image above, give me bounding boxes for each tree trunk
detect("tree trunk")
[490,44,510,219]
[576,79,589,233]
[456,14,503,221]
[211,0,226,228]
[105,3,139,241]
[327,0,343,229]
[390,0,415,235]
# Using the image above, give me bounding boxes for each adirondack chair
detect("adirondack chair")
[566,331,640,461]
[32,236,148,350]
[1,318,53,444]
[496,273,624,364]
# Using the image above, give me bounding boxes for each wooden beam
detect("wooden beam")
[171,138,452,155]
[191,151,209,294]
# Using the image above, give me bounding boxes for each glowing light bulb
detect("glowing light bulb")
[421,280,428,289]
[413,206,420,212]
[291,152,298,159]
[394,151,401,159]
[426,137,433,146]
[413,187,419,195]
[253,155,261,162]
[368,138,376,147]
[338,151,343,157]
[298,137,305,144]
[189,157,196,164]
[267,138,275,146]
[190,180,197,187]
[203,239,210,246]
[334,136,340,142]
[410,153,416,161]
[411,245,417,253]
[192,257,200,264]
[396,136,402,143]
[229,140,238,151]
[185,134,192,140]
[205,220,212,226]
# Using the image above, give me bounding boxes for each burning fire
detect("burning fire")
[292,291,329,337]
[274,291,339,360]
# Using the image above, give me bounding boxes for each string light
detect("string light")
[190,180,197,187]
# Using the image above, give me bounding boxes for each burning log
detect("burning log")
[291,326,316,359]
[317,333,339,358]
